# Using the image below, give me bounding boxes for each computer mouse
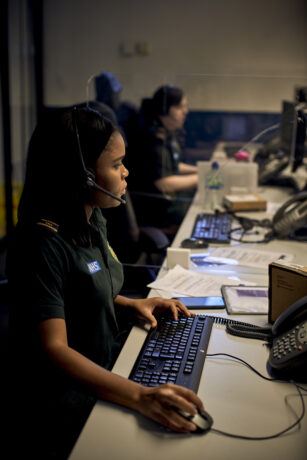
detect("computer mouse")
[178,408,213,433]
[180,238,209,249]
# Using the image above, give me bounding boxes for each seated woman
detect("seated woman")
[5,106,204,458]
[130,85,198,233]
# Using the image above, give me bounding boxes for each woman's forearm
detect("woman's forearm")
[45,338,142,411]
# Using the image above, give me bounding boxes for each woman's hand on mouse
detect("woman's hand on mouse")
[135,383,204,433]
[115,296,193,328]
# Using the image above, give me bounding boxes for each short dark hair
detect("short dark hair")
[152,85,184,116]
[140,85,184,121]
[18,106,118,246]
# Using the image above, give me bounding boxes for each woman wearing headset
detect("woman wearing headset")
[6,107,203,458]
[129,85,198,233]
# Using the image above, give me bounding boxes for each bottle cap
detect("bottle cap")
[212,161,219,169]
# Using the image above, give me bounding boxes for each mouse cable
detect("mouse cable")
[206,352,307,441]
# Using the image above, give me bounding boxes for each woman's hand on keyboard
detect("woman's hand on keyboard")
[136,383,204,433]
[124,296,193,328]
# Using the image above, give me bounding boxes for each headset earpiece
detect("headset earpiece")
[84,168,96,189]
[72,107,126,204]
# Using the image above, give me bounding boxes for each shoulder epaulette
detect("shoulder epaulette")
[37,218,59,233]
[155,127,166,141]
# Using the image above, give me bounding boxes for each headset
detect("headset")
[72,107,126,204]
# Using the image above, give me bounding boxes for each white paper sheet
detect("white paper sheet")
[205,247,293,269]
[147,265,245,297]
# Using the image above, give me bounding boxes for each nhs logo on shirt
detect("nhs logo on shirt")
[87,261,102,274]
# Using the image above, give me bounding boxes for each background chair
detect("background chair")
[129,189,193,242]
[101,191,170,298]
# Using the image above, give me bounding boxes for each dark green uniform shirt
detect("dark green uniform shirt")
[8,209,124,397]
[132,119,190,227]
[6,209,125,457]
[142,119,181,187]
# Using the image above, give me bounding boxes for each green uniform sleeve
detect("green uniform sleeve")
[27,234,67,322]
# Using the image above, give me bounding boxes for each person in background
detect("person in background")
[5,106,204,458]
[95,71,139,162]
[130,85,198,235]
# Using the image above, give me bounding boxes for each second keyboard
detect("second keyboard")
[191,212,232,244]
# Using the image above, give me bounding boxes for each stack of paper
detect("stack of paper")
[147,265,245,298]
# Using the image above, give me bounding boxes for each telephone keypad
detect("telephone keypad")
[269,320,307,370]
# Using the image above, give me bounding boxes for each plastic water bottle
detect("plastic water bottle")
[205,161,223,211]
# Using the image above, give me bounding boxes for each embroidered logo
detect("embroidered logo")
[87,261,102,274]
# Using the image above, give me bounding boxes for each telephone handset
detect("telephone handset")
[268,296,307,380]
[272,191,307,239]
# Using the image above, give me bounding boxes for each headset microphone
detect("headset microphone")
[86,176,126,204]
[73,107,126,205]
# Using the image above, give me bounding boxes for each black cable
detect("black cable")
[207,352,277,381]
[226,323,273,341]
[208,352,307,389]
[296,384,307,392]
[230,213,272,229]
[206,352,306,440]
[228,227,274,244]
[226,212,275,244]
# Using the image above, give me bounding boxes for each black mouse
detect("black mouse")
[180,238,209,249]
[178,408,213,433]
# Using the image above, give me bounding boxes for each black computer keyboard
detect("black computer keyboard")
[129,313,213,392]
[191,212,232,244]
[129,313,261,392]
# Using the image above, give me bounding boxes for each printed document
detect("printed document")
[205,247,293,269]
[147,265,245,297]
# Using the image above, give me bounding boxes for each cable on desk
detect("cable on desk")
[206,352,307,441]
[225,323,273,341]
[224,212,275,244]
[207,352,278,381]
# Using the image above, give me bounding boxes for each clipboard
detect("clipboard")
[221,285,268,315]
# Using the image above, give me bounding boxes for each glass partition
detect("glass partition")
[86,71,307,171]
[84,70,307,225]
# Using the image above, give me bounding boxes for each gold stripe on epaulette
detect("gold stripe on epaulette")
[37,219,59,233]
[156,128,166,141]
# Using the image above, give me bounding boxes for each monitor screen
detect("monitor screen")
[279,101,306,172]
[280,101,297,161]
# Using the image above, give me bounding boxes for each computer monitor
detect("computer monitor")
[279,100,306,172]
[294,86,307,103]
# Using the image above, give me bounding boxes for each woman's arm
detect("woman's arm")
[178,162,198,174]
[154,173,198,193]
[38,318,203,433]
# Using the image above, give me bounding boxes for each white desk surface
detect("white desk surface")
[70,186,307,460]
